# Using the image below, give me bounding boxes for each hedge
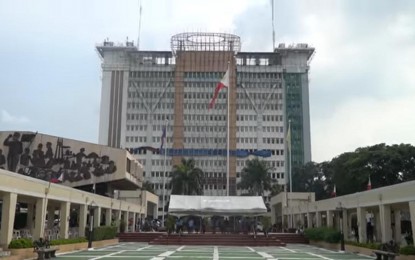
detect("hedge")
[85,226,118,241]
[8,238,33,249]
[304,227,342,243]
[400,245,415,255]
[9,237,88,249]
[345,241,381,250]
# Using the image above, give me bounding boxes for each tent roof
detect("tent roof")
[168,195,267,216]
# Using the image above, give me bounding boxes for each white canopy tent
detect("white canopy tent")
[168,195,267,216]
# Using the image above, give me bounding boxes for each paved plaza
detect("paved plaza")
[56,243,374,260]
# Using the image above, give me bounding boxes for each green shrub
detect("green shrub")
[400,245,415,255]
[8,238,33,249]
[304,227,341,243]
[85,226,118,241]
[50,237,87,245]
[346,241,381,249]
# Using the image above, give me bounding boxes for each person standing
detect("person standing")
[3,132,23,172]
[0,149,6,169]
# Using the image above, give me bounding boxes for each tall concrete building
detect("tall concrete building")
[96,33,314,214]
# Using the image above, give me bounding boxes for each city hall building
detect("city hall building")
[96,32,314,214]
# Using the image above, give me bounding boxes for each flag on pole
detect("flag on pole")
[57,172,64,182]
[331,185,337,197]
[209,66,230,109]
[367,176,372,190]
[160,126,166,151]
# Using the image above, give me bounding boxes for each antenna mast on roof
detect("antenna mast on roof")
[137,0,143,50]
[271,0,276,51]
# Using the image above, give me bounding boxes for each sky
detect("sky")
[0,0,414,162]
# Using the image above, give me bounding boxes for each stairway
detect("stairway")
[118,232,308,246]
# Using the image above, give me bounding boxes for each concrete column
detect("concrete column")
[122,211,129,232]
[394,210,402,243]
[374,211,381,242]
[342,209,348,240]
[79,204,87,237]
[59,202,70,239]
[379,204,392,243]
[327,210,333,227]
[105,208,112,226]
[0,192,17,245]
[408,201,415,244]
[316,212,322,227]
[93,207,101,228]
[307,212,312,228]
[33,197,48,240]
[299,213,305,227]
[357,207,366,243]
[131,212,136,232]
[47,207,55,229]
[116,210,122,232]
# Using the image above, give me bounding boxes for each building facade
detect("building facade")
[96,33,314,214]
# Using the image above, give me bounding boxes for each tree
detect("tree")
[171,158,204,195]
[270,184,283,196]
[142,181,155,194]
[238,158,273,196]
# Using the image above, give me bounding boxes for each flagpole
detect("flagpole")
[226,62,230,197]
[288,119,293,228]
[162,118,168,226]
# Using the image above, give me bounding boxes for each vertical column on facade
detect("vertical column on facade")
[357,207,367,243]
[379,204,392,242]
[374,211,381,242]
[326,210,333,227]
[79,204,87,237]
[59,202,70,239]
[26,203,34,231]
[342,209,348,240]
[408,201,415,245]
[131,212,136,232]
[116,210,122,232]
[122,211,129,232]
[299,213,305,227]
[0,192,17,245]
[33,197,48,240]
[105,208,112,226]
[316,211,322,227]
[306,212,312,228]
[93,207,101,228]
[394,210,401,243]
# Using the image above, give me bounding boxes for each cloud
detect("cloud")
[1,110,30,124]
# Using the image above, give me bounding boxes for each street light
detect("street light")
[336,202,345,251]
[88,201,98,250]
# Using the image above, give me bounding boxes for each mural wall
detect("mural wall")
[0,131,140,187]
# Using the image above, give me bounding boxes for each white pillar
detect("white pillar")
[0,192,17,245]
[375,211,381,242]
[132,212,136,232]
[327,210,333,227]
[307,212,312,228]
[93,207,101,228]
[299,213,305,227]
[357,207,366,243]
[116,210,122,232]
[316,211,321,227]
[408,201,415,244]
[33,197,48,240]
[59,202,70,239]
[79,204,87,237]
[379,204,392,242]
[122,211,128,232]
[105,208,112,226]
[342,209,348,239]
[394,210,401,244]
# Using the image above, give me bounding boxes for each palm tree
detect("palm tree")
[239,158,273,196]
[171,158,204,195]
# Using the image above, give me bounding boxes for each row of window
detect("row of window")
[236,160,285,168]
[128,91,175,99]
[129,71,173,78]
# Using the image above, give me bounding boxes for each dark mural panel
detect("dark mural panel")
[1,132,117,183]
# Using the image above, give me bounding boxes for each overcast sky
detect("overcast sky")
[0,0,414,162]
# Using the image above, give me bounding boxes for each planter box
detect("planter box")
[8,238,119,259]
[309,241,415,260]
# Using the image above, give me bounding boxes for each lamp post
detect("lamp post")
[88,201,98,250]
[336,203,345,251]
